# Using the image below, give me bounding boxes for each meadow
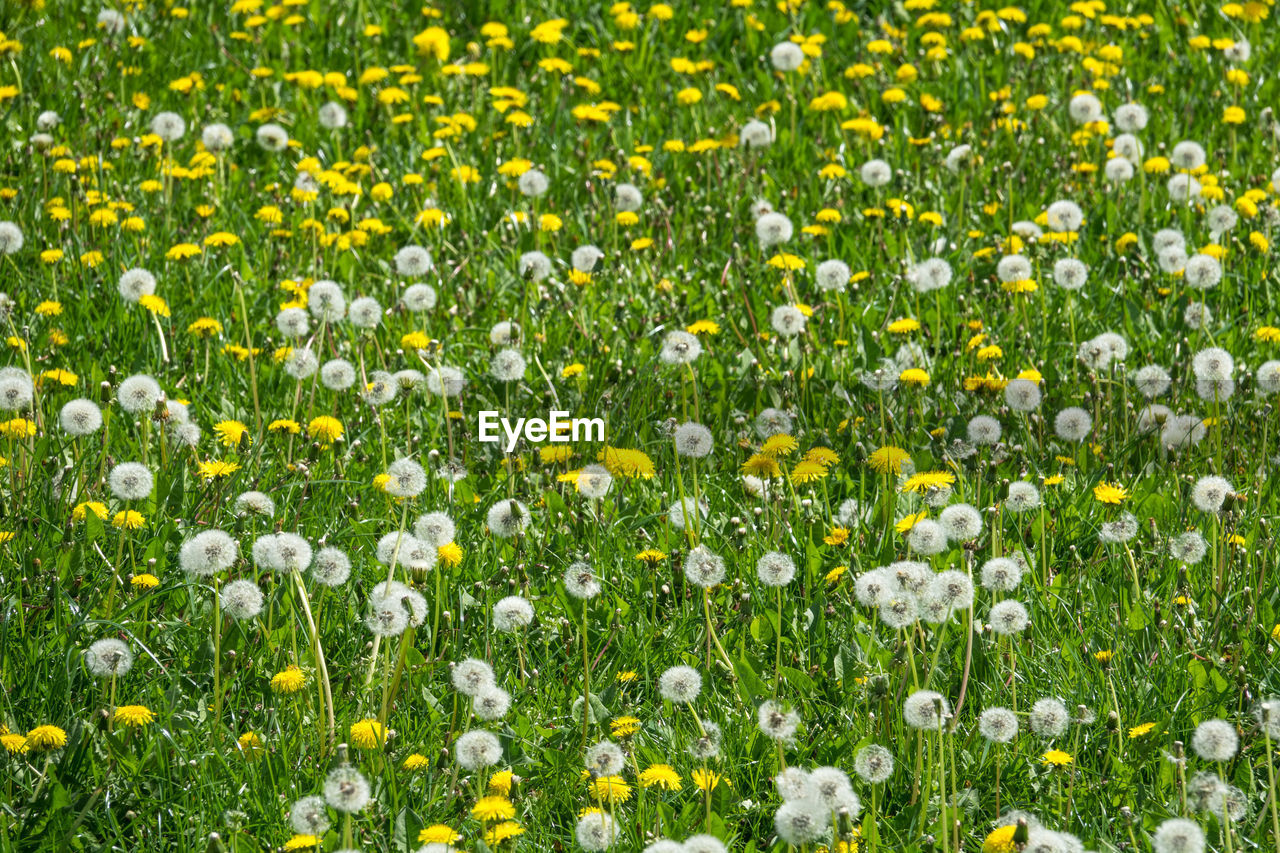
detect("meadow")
[0,0,1278,852]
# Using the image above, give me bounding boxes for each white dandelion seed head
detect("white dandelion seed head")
[614,182,644,212]
[1190,719,1238,762]
[978,706,1019,743]
[1167,173,1201,203]
[493,595,535,632]
[117,374,163,414]
[1152,818,1205,853]
[1183,301,1212,330]
[323,766,371,814]
[1192,347,1234,381]
[740,119,774,150]
[576,464,613,498]
[854,744,895,784]
[233,490,275,518]
[1099,512,1139,544]
[775,767,813,801]
[180,529,239,577]
[275,307,309,339]
[518,250,553,281]
[660,330,702,366]
[755,407,793,438]
[1054,407,1093,442]
[489,321,520,346]
[944,143,974,172]
[426,365,466,397]
[904,690,950,729]
[59,398,103,436]
[1257,360,1280,395]
[860,158,892,187]
[402,283,438,313]
[289,796,331,837]
[309,545,350,584]
[756,551,796,587]
[85,638,133,677]
[815,259,851,292]
[908,257,953,293]
[1134,365,1172,399]
[774,797,831,845]
[1171,140,1206,170]
[658,665,702,704]
[487,499,529,538]
[575,811,619,851]
[988,599,1030,635]
[385,457,427,498]
[586,740,626,776]
[517,168,550,197]
[220,579,265,621]
[394,244,434,277]
[1113,102,1149,132]
[348,296,383,329]
[307,280,346,322]
[363,370,397,406]
[757,700,800,742]
[683,546,726,588]
[939,504,982,542]
[1053,258,1088,291]
[1004,378,1042,412]
[980,557,1023,592]
[1191,475,1232,513]
[1067,93,1103,124]
[413,512,456,548]
[151,111,186,141]
[255,122,289,152]
[454,729,503,770]
[770,41,805,72]
[285,347,319,380]
[108,462,153,501]
[996,254,1033,284]
[770,305,807,337]
[756,211,794,248]
[1104,156,1134,183]
[1030,697,1070,737]
[1006,481,1041,512]
[967,415,1002,445]
[907,519,948,555]
[564,561,602,599]
[318,100,348,129]
[118,268,157,303]
[320,359,357,390]
[1046,200,1084,232]
[572,244,605,273]
[452,657,496,697]
[490,348,527,382]
[673,422,714,458]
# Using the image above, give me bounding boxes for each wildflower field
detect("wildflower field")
[2,0,1280,851]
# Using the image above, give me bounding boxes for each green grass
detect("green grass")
[0,0,1277,851]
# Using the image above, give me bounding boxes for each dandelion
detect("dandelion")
[112,705,155,728]
[683,546,726,588]
[493,596,535,632]
[903,690,949,729]
[117,374,162,414]
[770,42,805,71]
[558,562,602,602]
[455,729,503,770]
[988,599,1030,635]
[150,111,186,141]
[1030,698,1070,737]
[323,766,371,813]
[658,665,702,704]
[84,638,133,677]
[575,811,619,851]
[487,499,529,538]
[739,119,773,149]
[980,558,1023,592]
[1152,819,1205,853]
[673,422,714,457]
[219,579,264,621]
[979,707,1019,743]
[1190,718,1238,761]
[755,212,794,248]
[290,796,331,837]
[854,744,894,783]
[59,399,103,436]
[518,250,552,281]
[660,330,702,365]
[179,530,238,576]
[256,123,289,151]
[774,797,831,844]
